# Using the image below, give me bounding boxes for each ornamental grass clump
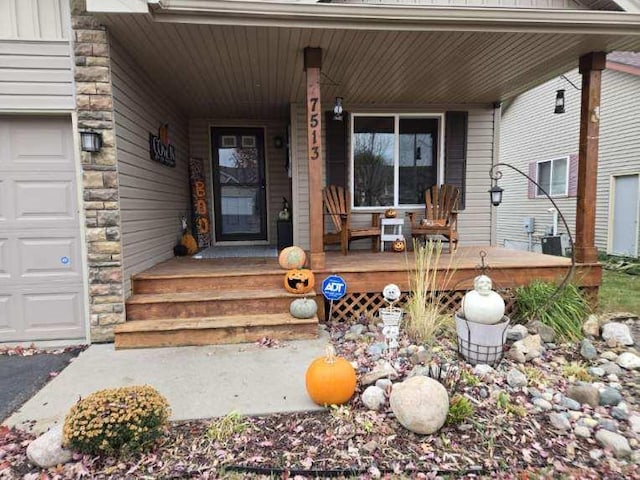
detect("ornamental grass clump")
[514,280,590,342]
[63,385,170,456]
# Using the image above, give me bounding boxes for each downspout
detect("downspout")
[490,102,501,247]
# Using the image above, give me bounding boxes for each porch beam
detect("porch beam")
[304,47,325,270]
[575,51,606,265]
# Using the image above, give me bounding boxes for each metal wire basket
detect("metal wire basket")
[455,313,510,366]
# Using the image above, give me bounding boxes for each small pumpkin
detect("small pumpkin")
[181,232,198,255]
[384,208,397,219]
[284,268,315,294]
[305,345,357,406]
[392,238,406,252]
[290,297,318,319]
[278,246,307,270]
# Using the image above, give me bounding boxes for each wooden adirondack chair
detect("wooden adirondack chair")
[408,184,460,253]
[322,185,381,255]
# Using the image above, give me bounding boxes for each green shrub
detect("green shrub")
[63,385,170,456]
[514,281,590,342]
[446,394,474,425]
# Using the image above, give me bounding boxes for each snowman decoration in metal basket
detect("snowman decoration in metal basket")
[380,283,403,349]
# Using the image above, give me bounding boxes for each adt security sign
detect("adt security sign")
[322,275,347,301]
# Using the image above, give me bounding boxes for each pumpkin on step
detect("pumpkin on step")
[181,232,198,255]
[290,297,318,319]
[392,238,406,252]
[305,345,357,406]
[284,268,315,294]
[278,246,306,270]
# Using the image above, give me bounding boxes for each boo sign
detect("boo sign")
[321,275,347,301]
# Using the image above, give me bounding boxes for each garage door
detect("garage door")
[0,116,85,342]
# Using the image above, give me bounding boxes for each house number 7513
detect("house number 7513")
[309,96,320,160]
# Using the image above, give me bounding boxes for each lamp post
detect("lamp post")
[488,162,576,294]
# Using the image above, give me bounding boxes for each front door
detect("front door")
[212,127,267,242]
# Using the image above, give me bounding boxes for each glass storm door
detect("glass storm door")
[212,127,267,242]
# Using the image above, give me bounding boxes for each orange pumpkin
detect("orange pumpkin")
[392,238,406,252]
[278,246,307,270]
[284,268,315,294]
[305,345,357,406]
[181,232,198,255]
[384,208,397,219]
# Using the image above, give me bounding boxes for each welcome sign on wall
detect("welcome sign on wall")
[149,123,176,167]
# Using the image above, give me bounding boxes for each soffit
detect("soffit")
[100,13,640,119]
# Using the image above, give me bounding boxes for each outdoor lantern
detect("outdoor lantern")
[489,183,504,207]
[80,131,103,153]
[554,89,566,114]
[333,97,343,121]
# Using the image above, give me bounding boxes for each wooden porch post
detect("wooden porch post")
[575,51,606,264]
[304,47,325,269]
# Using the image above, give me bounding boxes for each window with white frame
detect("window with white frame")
[536,157,568,196]
[351,114,441,208]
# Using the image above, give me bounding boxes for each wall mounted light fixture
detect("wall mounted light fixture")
[554,89,566,114]
[333,97,343,121]
[80,130,103,153]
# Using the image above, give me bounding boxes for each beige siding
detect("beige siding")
[499,68,640,257]
[329,0,585,7]
[0,0,69,40]
[189,118,291,245]
[110,38,191,296]
[292,103,494,249]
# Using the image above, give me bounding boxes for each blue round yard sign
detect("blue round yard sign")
[321,275,347,301]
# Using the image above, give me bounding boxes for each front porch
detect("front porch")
[114,246,601,348]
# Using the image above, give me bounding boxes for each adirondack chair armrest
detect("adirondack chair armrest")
[370,213,380,227]
[449,210,459,227]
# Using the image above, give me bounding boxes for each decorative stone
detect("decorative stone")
[506,368,527,388]
[26,426,73,469]
[389,376,449,435]
[602,323,634,346]
[582,315,600,337]
[611,402,629,421]
[574,425,591,438]
[509,334,543,364]
[361,361,398,386]
[361,386,386,411]
[579,417,599,429]
[526,321,556,343]
[367,342,387,360]
[560,396,581,411]
[595,430,632,458]
[473,364,494,377]
[628,415,640,433]
[600,351,619,361]
[600,362,622,376]
[616,352,640,370]
[548,412,571,431]
[460,275,505,325]
[598,419,618,432]
[587,367,605,377]
[580,339,598,361]
[375,378,393,391]
[599,387,623,406]
[566,385,599,408]
[533,398,553,411]
[506,325,528,342]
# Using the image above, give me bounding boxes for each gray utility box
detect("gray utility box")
[523,217,535,233]
[541,235,563,256]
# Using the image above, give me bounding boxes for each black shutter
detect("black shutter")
[325,111,349,189]
[444,111,468,210]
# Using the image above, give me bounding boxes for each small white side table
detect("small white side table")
[380,217,405,252]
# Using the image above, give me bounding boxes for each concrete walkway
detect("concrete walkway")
[4,334,327,434]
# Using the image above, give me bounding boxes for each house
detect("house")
[1,0,639,346]
[498,51,640,258]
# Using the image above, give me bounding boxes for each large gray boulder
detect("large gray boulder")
[601,323,634,346]
[390,376,449,435]
[26,425,73,469]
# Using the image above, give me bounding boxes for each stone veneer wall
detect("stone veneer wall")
[71,0,125,342]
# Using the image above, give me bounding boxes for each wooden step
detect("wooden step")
[132,271,286,294]
[125,290,316,321]
[114,313,319,349]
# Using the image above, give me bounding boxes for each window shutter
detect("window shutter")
[325,111,349,189]
[568,153,579,197]
[528,162,536,199]
[444,111,467,209]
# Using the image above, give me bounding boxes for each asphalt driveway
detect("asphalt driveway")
[0,350,80,422]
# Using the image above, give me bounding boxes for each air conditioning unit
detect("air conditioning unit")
[541,235,563,256]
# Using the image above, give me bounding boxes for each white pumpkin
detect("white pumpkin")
[289,298,318,319]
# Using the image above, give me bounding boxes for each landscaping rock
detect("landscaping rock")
[588,367,605,377]
[506,325,528,342]
[533,398,553,411]
[367,342,387,360]
[566,385,599,408]
[612,402,629,421]
[361,385,386,411]
[389,376,449,435]
[375,378,392,391]
[361,361,398,385]
[580,339,598,361]
[601,351,619,361]
[616,352,640,370]
[509,335,543,363]
[526,322,556,343]
[600,362,622,376]
[583,315,600,337]
[574,425,591,438]
[548,412,571,431]
[560,396,581,411]
[473,364,494,377]
[595,430,632,458]
[579,417,599,429]
[26,425,73,469]
[602,323,634,346]
[598,419,618,432]
[628,415,640,433]
[599,386,623,406]
[506,368,527,388]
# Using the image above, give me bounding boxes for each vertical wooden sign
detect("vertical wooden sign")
[304,47,325,269]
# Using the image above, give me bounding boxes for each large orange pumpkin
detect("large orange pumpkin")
[278,246,306,270]
[305,345,357,406]
[284,268,315,294]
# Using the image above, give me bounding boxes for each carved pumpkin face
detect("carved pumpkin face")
[384,208,397,219]
[392,238,406,252]
[284,269,315,294]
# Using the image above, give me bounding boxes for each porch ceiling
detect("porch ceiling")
[98,10,640,119]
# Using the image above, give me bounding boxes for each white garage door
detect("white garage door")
[0,116,86,342]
